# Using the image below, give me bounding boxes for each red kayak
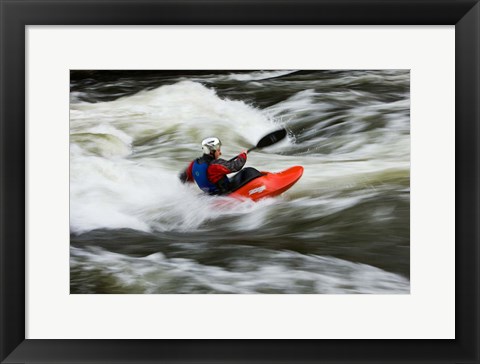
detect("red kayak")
[228,166,304,201]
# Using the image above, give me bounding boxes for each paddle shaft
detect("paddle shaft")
[227,129,286,162]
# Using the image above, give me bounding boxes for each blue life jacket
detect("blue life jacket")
[192,159,218,194]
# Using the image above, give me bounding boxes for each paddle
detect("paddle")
[228,129,287,161]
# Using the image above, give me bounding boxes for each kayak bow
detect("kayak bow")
[228,166,303,201]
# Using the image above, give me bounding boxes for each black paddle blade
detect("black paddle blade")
[256,129,287,148]
[230,129,288,160]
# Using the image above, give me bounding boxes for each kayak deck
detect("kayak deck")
[228,166,303,201]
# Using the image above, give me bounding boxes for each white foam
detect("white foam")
[70,246,409,294]
[70,81,286,233]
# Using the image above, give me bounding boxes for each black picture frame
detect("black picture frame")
[1,0,478,363]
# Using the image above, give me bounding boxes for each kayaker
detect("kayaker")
[179,137,262,195]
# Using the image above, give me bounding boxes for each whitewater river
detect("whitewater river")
[70,70,410,294]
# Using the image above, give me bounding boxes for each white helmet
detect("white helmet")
[201,137,222,155]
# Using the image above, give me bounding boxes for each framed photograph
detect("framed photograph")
[1,0,478,363]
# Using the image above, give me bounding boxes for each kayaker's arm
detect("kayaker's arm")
[221,152,247,173]
[179,161,194,183]
[207,152,247,183]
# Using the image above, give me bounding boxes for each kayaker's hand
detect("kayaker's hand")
[239,151,248,160]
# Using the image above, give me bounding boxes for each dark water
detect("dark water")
[70,70,410,294]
